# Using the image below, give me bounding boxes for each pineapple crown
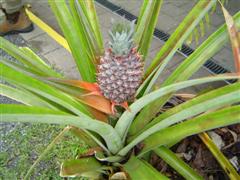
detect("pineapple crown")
[109,19,136,56]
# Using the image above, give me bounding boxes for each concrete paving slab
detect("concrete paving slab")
[98,11,122,28]
[213,47,235,72]
[109,0,143,11]
[30,2,62,35]
[149,37,165,53]
[43,47,76,76]
[64,66,81,80]
[95,3,111,15]
[169,0,194,8]
[28,33,61,55]
[166,53,186,71]
[161,3,187,18]
[20,25,45,41]
[157,13,178,32]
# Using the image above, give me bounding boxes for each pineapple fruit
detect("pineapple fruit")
[97,20,143,111]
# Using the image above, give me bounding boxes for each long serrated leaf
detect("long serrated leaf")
[115,75,239,141]
[135,0,148,31]
[134,0,154,45]
[133,11,240,132]
[44,80,87,96]
[48,0,96,82]
[142,0,217,96]
[137,0,162,58]
[123,156,169,180]
[145,0,217,77]
[0,37,60,77]
[77,95,112,115]
[186,32,193,45]
[154,147,203,180]
[120,83,240,156]
[1,62,91,116]
[199,20,205,37]
[60,157,102,177]
[77,0,104,54]
[0,83,56,109]
[129,82,240,137]
[138,105,240,156]
[47,78,99,92]
[0,105,123,154]
[45,78,112,114]
[20,47,50,67]
[220,3,240,74]
[43,80,112,117]
[194,28,199,45]
[1,64,109,152]
[211,1,217,14]
[136,63,159,97]
[69,0,96,63]
[205,13,210,29]
[1,58,42,76]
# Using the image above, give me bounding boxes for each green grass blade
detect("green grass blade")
[24,126,71,180]
[115,75,239,141]
[69,126,98,148]
[138,105,240,156]
[132,11,240,132]
[48,0,96,82]
[154,147,203,180]
[130,82,240,136]
[123,156,169,180]
[0,105,123,154]
[199,133,240,179]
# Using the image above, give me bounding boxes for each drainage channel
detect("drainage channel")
[96,0,235,84]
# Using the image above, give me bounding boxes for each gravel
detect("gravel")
[0,34,26,152]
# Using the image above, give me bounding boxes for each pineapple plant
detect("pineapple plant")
[97,20,143,111]
[0,0,240,179]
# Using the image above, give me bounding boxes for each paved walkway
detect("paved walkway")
[18,0,239,93]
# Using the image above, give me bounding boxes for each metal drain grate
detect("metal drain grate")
[96,0,235,84]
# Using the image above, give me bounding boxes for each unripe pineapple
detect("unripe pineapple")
[97,20,143,105]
